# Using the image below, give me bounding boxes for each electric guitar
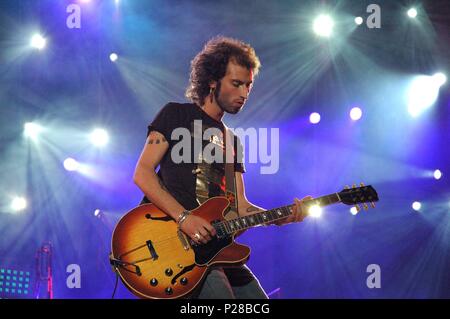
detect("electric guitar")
[110,184,379,299]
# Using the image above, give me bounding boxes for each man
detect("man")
[133,36,311,299]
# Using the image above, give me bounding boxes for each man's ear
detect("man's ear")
[209,80,217,89]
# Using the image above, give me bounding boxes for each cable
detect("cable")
[111,270,119,299]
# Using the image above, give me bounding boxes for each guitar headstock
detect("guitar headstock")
[339,183,379,212]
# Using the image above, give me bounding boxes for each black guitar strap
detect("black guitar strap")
[223,125,239,220]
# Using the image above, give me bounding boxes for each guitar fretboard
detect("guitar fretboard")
[213,193,341,238]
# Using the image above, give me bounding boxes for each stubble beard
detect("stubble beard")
[215,81,241,115]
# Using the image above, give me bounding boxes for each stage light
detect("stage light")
[407,74,446,117]
[432,72,447,86]
[309,112,321,124]
[24,122,43,140]
[308,205,323,218]
[412,201,421,211]
[350,107,362,121]
[30,34,46,50]
[63,158,80,172]
[433,169,442,180]
[350,207,358,215]
[407,8,418,18]
[0,267,32,298]
[90,128,109,147]
[354,17,363,25]
[94,209,101,217]
[313,14,334,38]
[109,53,118,62]
[11,197,27,212]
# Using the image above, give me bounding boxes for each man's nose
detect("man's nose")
[240,86,250,99]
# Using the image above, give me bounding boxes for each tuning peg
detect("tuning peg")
[360,182,365,187]
[354,204,361,212]
[352,183,357,189]
[362,203,369,211]
[370,202,376,208]
[345,185,350,190]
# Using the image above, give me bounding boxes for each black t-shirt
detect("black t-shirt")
[141,102,245,211]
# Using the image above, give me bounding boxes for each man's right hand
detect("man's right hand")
[179,215,217,245]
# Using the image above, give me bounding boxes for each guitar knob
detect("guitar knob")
[150,278,158,286]
[165,287,173,295]
[180,277,188,285]
[165,268,173,276]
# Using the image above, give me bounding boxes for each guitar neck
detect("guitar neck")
[215,193,341,236]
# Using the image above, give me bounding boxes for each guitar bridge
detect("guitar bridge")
[177,230,190,251]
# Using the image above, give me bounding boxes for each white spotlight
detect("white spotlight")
[407,8,418,18]
[11,197,27,212]
[350,107,363,121]
[313,14,334,38]
[90,128,109,147]
[350,207,358,215]
[94,209,101,217]
[109,53,118,62]
[64,158,80,172]
[308,205,323,218]
[354,17,363,25]
[24,122,43,140]
[30,34,46,50]
[412,201,421,211]
[309,112,321,124]
[433,169,442,180]
[407,74,445,117]
[432,73,447,86]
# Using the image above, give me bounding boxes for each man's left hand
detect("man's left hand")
[274,196,313,226]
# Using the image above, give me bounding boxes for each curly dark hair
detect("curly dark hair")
[186,36,261,106]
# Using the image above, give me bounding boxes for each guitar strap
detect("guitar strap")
[223,125,240,220]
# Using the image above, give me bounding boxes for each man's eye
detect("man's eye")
[233,82,240,87]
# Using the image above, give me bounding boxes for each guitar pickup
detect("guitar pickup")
[146,240,158,260]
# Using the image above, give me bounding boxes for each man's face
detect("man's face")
[214,60,254,114]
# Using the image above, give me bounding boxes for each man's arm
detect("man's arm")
[133,131,186,220]
[235,172,311,231]
[133,130,216,244]
[234,172,266,238]
[235,172,265,217]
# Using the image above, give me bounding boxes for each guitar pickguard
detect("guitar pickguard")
[192,236,233,266]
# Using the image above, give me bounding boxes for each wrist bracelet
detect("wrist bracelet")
[177,210,191,227]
